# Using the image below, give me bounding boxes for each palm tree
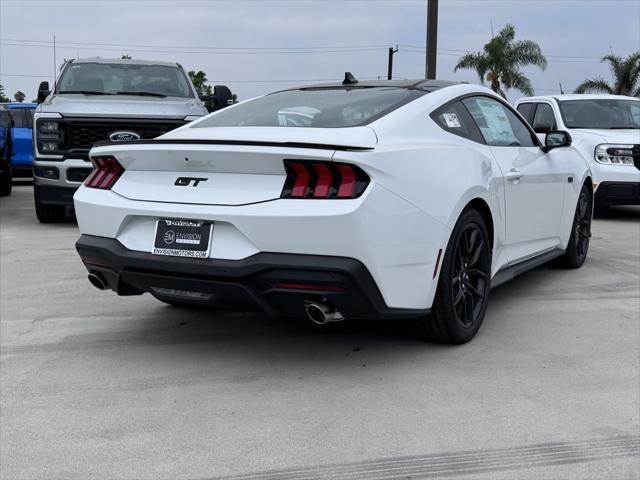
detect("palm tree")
[574,52,640,96]
[454,24,547,98]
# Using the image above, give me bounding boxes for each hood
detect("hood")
[572,128,640,144]
[38,93,207,119]
[159,125,379,149]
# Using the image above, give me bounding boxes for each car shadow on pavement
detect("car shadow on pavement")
[594,205,639,221]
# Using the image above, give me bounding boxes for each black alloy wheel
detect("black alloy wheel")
[415,208,492,344]
[557,184,592,269]
[452,223,490,328]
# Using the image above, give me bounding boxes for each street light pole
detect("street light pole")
[425,0,438,79]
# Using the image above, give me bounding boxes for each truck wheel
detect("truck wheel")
[34,184,66,223]
[414,209,492,344]
[0,159,12,197]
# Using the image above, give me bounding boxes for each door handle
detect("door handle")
[505,170,523,182]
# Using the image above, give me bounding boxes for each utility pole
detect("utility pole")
[387,45,398,80]
[425,0,439,79]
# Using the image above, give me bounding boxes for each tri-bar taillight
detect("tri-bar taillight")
[281,160,370,199]
[84,156,124,190]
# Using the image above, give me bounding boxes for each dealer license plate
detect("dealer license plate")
[153,219,212,258]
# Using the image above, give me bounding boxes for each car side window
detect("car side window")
[516,103,535,123]
[531,103,557,132]
[431,100,485,144]
[462,96,536,147]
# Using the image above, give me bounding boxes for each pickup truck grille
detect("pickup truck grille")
[633,145,640,171]
[62,118,186,159]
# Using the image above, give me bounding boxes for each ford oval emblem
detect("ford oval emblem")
[109,131,141,142]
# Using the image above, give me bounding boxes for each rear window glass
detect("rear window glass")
[193,87,426,128]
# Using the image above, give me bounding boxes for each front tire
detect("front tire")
[415,209,492,344]
[557,184,592,269]
[34,184,67,223]
[0,162,11,197]
[0,147,12,197]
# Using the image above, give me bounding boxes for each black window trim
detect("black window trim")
[431,93,543,148]
[516,102,537,124]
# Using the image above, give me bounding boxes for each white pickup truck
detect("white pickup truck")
[515,94,639,213]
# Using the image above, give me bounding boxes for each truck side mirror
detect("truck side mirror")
[37,81,50,103]
[213,85,233,110]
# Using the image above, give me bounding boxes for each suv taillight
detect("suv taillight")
[281,160,370,199]
[84,156,124,190]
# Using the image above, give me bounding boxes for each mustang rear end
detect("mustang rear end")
[74,130,445,322]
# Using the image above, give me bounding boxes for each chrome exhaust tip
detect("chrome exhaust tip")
[304,300,344,325]
[88,271,107,290]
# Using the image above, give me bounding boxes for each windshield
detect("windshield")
[9,108,35,129]
[558,99,640,129]
[57,62,194,98]
[194,87,426,128]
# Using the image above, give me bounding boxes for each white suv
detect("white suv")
[515,94,640,212]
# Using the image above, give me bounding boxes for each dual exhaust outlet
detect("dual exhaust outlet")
[88,271,344,325]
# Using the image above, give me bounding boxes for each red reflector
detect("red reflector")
[312,163,332,198]
[290,162,310,197]
[274,282,345,292]
[85,156,125,190]
[336,165,356,198]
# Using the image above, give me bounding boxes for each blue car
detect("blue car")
[6,103,36,177]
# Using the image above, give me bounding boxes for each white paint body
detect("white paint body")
[74,84,590,310]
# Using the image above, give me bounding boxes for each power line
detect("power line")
[0,41,388,56]
[0,38,612,61]
[1,37,392,51]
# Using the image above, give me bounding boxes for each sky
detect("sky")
[1,0,639,103]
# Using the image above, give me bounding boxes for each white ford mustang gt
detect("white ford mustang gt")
[74,77,593,343]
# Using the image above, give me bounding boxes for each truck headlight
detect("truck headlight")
[40,141,61,152]
[595,144,634,165]
[36,118,65,155]
[38,121,60,132]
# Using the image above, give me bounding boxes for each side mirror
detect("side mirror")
[213,85,234,109]
[534,123,552,134]
[543,130,572,152]
[198,94,213,102]
[37,81,50,103]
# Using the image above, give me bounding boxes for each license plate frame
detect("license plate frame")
[152,219,213,258]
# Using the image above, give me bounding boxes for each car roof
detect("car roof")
[517,93,639,103]
[69,57,180,68]
[288,79,462,92]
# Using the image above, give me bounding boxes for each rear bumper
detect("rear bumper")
[76,234,429,320]
[594,181,640,206]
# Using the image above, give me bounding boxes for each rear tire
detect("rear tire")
[557,184,591,269]
[34,184,67,223]
[414,209,492,344]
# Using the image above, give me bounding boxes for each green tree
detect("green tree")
[188,70,212,97]
[454,24,547,98]
[574,52,640,96]
[14,91,26,103]
[0,84,10,102]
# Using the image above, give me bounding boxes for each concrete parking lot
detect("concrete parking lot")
[1,183,639,479]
